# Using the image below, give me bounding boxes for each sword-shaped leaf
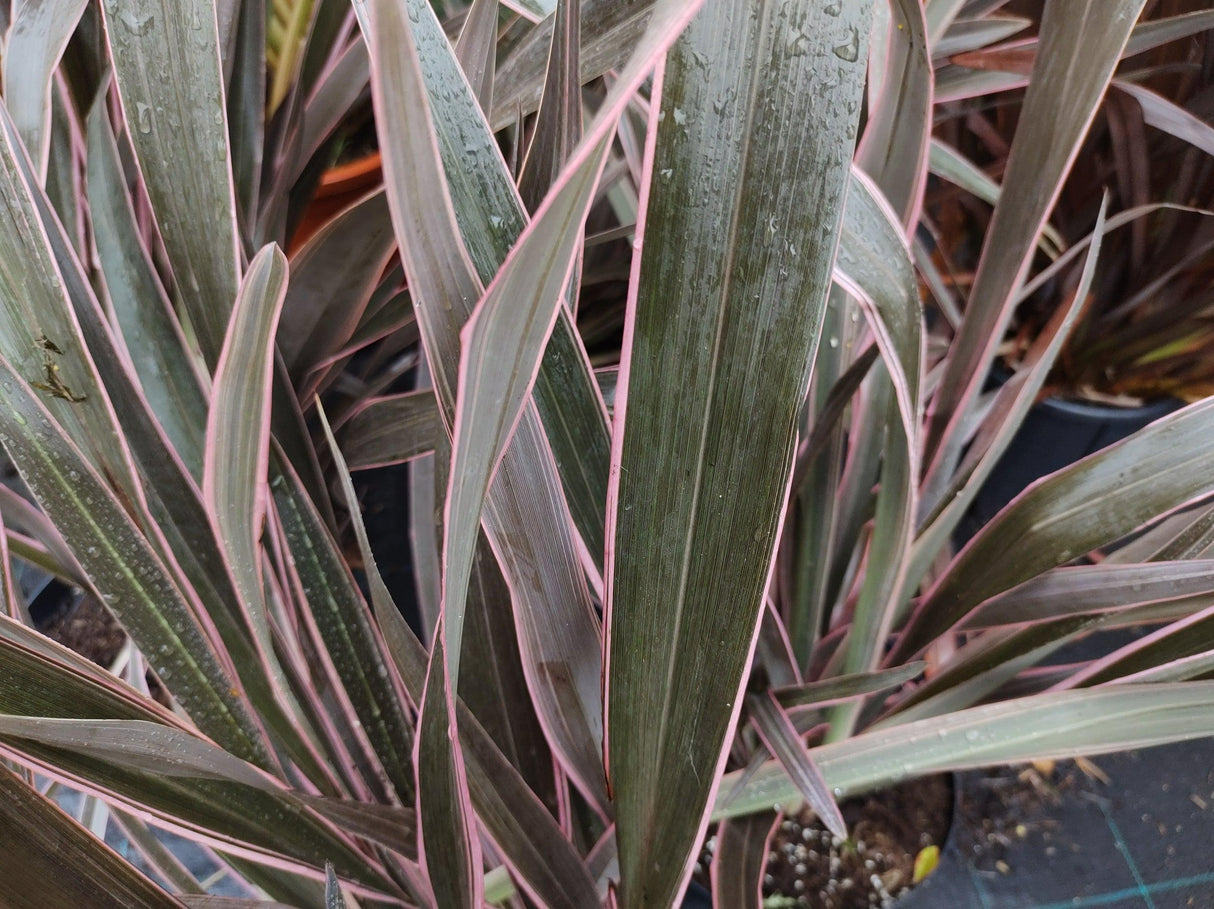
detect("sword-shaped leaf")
[710,812,776,909]
[84,91,208,480]
[748,694,845,839]
[373,0,614,574]
[964,561,1214,628]
[897,397,1214,661]
[99,0,241,367]
[604,1,871,904]
[827,170,923,736]
[341,391,443,470]
[925,0,1147,486]
[279,190,396,396]
[0,351,265,763]
[517,0,582,213]
[363,0,605,813]
[715,684,1214,820]
[204,244,288,701]
[2,0,89,181]
[319,404,599,909]
[0,761,181,909]
[269,449,417,802]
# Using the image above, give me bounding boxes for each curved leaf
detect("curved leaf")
[0,761,181,909]
[517,0,582,213]
[342,391,443,470]
[857,0,931,227]
[715,684,1214,820]
[1,0,89,180]
[280,190,396,396]
[204,244,288,693]
[318,406,599,909]
[898,397,1214,660]
[925,0,1148,480]
[1116,79,1214,158]
[710,812,776,909]
[0,352,265,764]
[748,694,844,838]
[826,169,923,736]
[964,561,1214,628]
[362,0,609,812]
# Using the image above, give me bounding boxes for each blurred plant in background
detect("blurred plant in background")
[928,0,1214,402]
[0,1,1213,908]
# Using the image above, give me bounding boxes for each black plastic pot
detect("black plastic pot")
[681,880,712,908]
[956,392,1181,542]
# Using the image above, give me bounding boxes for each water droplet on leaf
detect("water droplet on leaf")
[833,27,860,62]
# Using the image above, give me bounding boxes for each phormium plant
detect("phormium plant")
[1,0,1214,907]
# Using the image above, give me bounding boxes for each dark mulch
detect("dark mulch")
[38,593,126,667]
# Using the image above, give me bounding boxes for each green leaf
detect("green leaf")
[711,812,775,909]
[439,126,608,686]
[27,98,322,777]
[964,561,1214,628]
[0,623,388,891]
[204,243,289,681]
[454,0,498,113]
[827,170,924,729]
[774,664,926,710]
[605,1,871,904]
[84,89,209,479]
[934,15,1031,57]
[2,0,89,181]
[1124,10,1214,59]
[341,391,443,470]
[1116,80,1214,158]
[517,0,582,213]
[417,629,482,908]
[319,404,595,908]
[362,0,609,811]
[267,0,318,114]
[0,761,182,909]
[372,0,614,570]
[226,0,264,229]
[857,0,930,226]
[493,0,655,129]
[269,449,417,802]
[883,618,1097,726]
[928,139,1066,257]
[911,196,1109,584]
[925,0,1147,478]
[0,717,277,789]
[0,351,266,763]
[898,397,1214,660]
[715,684,1214,820]
[748,694,845,838]
[100,0,241,367]
[0,105,149,516]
